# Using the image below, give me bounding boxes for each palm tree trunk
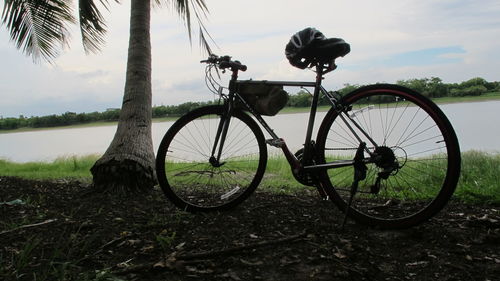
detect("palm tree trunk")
[90,0,155,193]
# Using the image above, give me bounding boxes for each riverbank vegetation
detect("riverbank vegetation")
[1,77,499,131]
[1,151,499,205]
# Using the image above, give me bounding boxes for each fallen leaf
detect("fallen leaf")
[116,258,133,268]
[153,260,167,268]
[175,242,186,250]
[127,239,141,245]
[0,199,25,206]
[333,247,347,259]
[140,245,154,253]
[406,261,429,267]
[240,258,263,266]
[340,238,354,251]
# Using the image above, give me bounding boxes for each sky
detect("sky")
[0,0,499,118]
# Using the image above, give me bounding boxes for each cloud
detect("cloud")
[0,0,499,117]
[367,46,467,68]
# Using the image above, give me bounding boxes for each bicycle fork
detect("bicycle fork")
[210,111,232,167]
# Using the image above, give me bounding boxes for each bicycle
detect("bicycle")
[156,35,461,229]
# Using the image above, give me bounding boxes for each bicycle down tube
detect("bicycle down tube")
[234,79,375,173]
[233,79,320,170]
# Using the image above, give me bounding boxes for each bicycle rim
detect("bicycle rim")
[156,106,267,211]
[317,84,461,229]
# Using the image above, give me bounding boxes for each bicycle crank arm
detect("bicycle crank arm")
[267,138,301,173]
[281,141,301,173]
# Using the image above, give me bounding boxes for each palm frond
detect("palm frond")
[157,0,214,54]
[1,0,75,63]
[78,0,112,54]
[198,26,211,55]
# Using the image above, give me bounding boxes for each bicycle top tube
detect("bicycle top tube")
[235,80,317,88]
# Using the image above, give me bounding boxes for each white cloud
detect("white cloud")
[0,0,499,117]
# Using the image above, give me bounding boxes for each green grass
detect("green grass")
[454,150,500,204]
[260,153,309,193]
[252,151,500,204]
[1,151,499,204]
[0,155,98,180]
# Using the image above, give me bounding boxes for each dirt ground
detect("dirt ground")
[0,176,499,280]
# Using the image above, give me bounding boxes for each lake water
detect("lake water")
[1,101,499,163]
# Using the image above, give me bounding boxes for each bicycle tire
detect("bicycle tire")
[156,105,267,212]
[316,84,461,229]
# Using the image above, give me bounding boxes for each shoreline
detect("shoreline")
[1,94,499,134]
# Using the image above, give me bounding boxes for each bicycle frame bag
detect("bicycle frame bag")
[236,81,289,116]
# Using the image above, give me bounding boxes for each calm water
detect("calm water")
[0,101,499,163]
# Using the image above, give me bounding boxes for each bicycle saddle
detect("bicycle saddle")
[285,27,350,69]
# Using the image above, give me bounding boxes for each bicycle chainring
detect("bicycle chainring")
[292,148,320,186]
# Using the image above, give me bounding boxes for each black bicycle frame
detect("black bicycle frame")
[211,66,378,172]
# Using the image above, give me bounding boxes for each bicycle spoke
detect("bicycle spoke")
[317,85,460,229]
[156,106,267,211]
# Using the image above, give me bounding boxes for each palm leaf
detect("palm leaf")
[1,0,75,62]
[157,0,214,54]
[78,0,108,54]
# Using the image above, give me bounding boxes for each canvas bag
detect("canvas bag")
[236,81,289,116]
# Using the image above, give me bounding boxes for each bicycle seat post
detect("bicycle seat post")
[301,64,325,164]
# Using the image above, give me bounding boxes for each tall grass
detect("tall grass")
[0,151,499,204]
[0,155,98,180]
[454,150,500,204]
[260,153,310,193]
[256,151,500,204]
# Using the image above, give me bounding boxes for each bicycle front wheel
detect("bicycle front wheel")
[156,105,267,212]
[316,84,461,229]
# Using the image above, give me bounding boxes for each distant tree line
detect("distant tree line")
[0,110,122,130]
[397,77,499,98]
[0,101,216,130]
[286,77,500,108]
[1,77,499,130]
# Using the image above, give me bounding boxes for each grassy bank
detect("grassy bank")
[453,150,500,204]
[1,151,499,204]
[2,93,500,134]
[0,155,99,181]
[263,150,500,205]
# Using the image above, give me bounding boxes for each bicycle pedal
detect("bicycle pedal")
[266,138,284,147]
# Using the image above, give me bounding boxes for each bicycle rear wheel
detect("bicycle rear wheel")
[156,105,267,212]
[316,84,461,229]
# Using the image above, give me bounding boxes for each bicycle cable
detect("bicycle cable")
[204,64,228,98]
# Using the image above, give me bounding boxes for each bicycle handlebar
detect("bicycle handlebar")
[201,54,247,72]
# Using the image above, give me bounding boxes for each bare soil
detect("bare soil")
[1,176,499,280]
